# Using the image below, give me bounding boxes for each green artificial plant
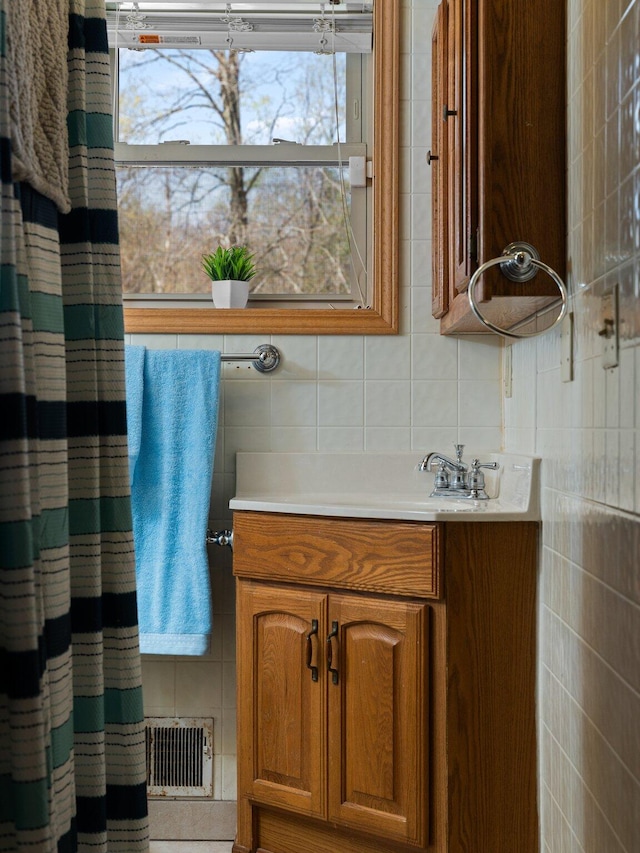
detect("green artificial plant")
[201,245,257,282]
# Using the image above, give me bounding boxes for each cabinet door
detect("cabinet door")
[236,580,327,819]
[447,0,477,295]
[431,0,449,318]
[327,594,429,848]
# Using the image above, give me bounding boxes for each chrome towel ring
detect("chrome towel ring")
[467,241,568,339]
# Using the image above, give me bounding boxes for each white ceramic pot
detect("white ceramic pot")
[211,279,250,309]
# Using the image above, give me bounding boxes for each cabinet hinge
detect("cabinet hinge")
[469,228,479,264]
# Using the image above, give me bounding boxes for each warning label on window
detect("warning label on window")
[137,35,202,45]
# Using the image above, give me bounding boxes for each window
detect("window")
[107,1,398,335]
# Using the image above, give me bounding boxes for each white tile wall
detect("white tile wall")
[505,2,640,852]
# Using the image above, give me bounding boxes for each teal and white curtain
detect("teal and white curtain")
[0,1,149,850]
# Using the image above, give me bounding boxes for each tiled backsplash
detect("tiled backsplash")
[506,1,640,851]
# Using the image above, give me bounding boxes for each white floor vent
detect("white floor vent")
[145,717,213,798]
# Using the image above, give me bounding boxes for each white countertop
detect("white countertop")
[230,451,540,522]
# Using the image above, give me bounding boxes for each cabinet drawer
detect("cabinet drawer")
[232,512,441,599]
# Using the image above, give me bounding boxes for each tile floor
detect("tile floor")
[149,844,233,853]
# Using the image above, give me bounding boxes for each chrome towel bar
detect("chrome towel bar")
[221,344,280,373]
[207,529,233,549]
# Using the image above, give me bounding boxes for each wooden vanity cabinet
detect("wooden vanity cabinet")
[430,0,566,334]
[233,511,539,853]
[237,582,428,847]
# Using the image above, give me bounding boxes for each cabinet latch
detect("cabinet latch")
[469,228,479,264]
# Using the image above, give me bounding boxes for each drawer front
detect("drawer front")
[232,512,441,599]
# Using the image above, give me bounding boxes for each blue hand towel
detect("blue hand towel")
[125,348,221,655]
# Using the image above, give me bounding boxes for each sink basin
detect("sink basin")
[230,451,540,522]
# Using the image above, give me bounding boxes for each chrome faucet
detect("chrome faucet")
[420,444,468,494]
[419,444,499,499]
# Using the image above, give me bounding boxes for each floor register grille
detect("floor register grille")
[145,717,213,797]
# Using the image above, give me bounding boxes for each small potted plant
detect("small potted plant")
[202,245,256,308]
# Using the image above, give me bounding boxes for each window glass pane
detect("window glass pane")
[116,164,353,296]
[118,48,347,145]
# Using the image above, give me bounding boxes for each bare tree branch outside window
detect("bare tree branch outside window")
[116,48,353,296]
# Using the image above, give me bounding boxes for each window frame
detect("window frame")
[115,143,369,305]
[119,0,399,336]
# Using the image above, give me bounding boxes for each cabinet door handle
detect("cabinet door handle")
[426,149,439,165]
[327,620,339,685]
[306,619,319,682]
[443,105,457,122]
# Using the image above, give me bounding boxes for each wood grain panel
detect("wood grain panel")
[344,624,396,803]
[444,521,538,852]
[479,0,566,284]
[124,305,398,335]
[431,1,449,319]
[327,595,429,848]
[256,808,425,853]
[236,581,327,820]
[256,613,309,786]
[233,512,440,599]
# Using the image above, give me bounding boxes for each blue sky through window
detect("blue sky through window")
[118,48,347,145]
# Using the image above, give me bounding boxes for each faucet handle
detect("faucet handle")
[467,459,499,497]
[470,459,499,471]
[433,461,450,490]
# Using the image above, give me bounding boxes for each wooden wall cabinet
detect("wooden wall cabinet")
[430,0,566,334]
[233,511,539,853]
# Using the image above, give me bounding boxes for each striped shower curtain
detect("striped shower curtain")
[0,1,149,850]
